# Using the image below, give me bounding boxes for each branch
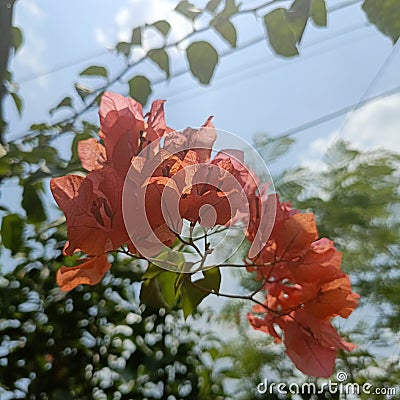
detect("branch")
[190,279,275,313]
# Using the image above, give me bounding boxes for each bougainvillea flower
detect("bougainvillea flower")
[145,99,167,142]
[177,150,256,228]
[245,188,278,258]
[51,166,130,256]
[247,196,359,377]
[211,149,259,197]
[51,92,171,288]
[56,255,111,292]
[98,92,145,176]
[123,148,199,256]
[51,91,358,381]
[163,116,216,162]
[179,187,233,227]
[283,309,356,378]
[78,138,106,171]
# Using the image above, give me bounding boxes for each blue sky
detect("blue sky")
[6,0,400,160]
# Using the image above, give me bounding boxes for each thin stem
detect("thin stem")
[190,279,276,314]
[191,225,231,243]
[249,277,267,298]
[176,232,203,259]
[203,227,208,253]
[112,248,144,260]
[216,261,273,268]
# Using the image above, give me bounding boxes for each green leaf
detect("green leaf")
[22,146,58,165]
[264,9,299,57]
[152,20,171,37]
[22,184,46,224]
[263,0,316,56]
[186,41,219,84]
[148,49,170,78]
[142,263,163,280]
[213,19,237,47]
[12,26,23,53]
[131,27,142,45]
[157,270,179,306]
[49,97,73,116]
[141,264,180,308]
[153,248,184,269]
[79,65,108,79]
[311,0,327,26]
[286,0,311,43]
[362,0,400,43]
[179,268,221,318]
[116,41,131,57]
[1,214,24,255]
[140,278,169,309]
[74,83,93,101]
[209,347,220,360]
[10,92,23,116]
[29,123,52,132]
[206,0,222,13]
[200,267,222,293]
[175,0,201,20]
[50,389,74,400]
[128,75,152,106]
[180,279,207,318]
[219,0,240,19]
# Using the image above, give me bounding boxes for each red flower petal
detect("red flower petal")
[56,255,111,292]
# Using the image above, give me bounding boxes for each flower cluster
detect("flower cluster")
[51,92,359,377]
[51,92,257,288]
[246,196,359,377]
[51,93,165,290]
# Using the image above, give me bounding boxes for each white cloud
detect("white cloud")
[301,93,400,169]
[95,0,192,54]
[340,93,400,151]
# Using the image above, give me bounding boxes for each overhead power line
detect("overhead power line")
[273,85,400,139]
[335,38,400,138]
[17,49,113,85]
[166,23,371,105]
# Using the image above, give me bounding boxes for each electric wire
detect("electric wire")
[166,23,371,105]
[272,85,400,140]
